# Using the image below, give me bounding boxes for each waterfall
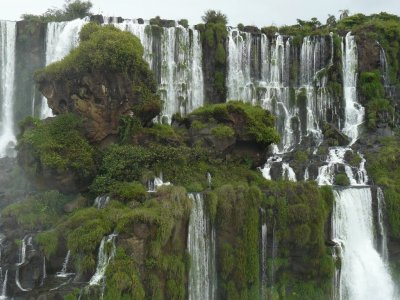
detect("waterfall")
[304,167,309,181]
[147,173,171,192]
[187,193,217,300]
[260,208,268,299]
[93,196,110,209]
[270,224,278,299]
[377,187,389,262]
[259,154,282,180]
[227,30,334,153]
[56,250,74,278]
[282,163,297,181]
[41,18,89,118]
[89,234,117,286]
[332,188,395,300]
[41,256,46,286]
[16,236,28,266]
[317,147,368,186]
[341,33,364,143]
[115,21,204,122]
[0,269,7,299]
[0,21,16,157]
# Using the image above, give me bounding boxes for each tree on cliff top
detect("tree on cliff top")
[22,0,93,22]
[202,10,228,25]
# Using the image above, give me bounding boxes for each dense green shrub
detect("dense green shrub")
[18,114,96,178]
[34,24,161,125]
[366,137,400,238]
[191,101,280,146]
[335,174,350,186]
[2,190,73,230]
[22,0,92,22]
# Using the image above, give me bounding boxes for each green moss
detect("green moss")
[18,114,96,178]
[2,190,73,230]
[110,181,146,203]
[191,101,280,146]
[191,120,206,130]
[36,230,59,258]
[294,151,308,163]
[366,137,400,238]
[211,124,235,138]
[335,174,350,186]
[215,43,226,65]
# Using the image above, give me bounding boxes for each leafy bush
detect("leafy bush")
[22,0,92,22]
[335,174,350,186]
[191,101,280,146]
[18,114,96,178]
[202,10,228,24]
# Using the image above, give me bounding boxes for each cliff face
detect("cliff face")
[0,12,400,300]
[38,71,147,143]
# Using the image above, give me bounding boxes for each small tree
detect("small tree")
[63,0,93,19]
[326,14,337,27]
[202,10,228,25]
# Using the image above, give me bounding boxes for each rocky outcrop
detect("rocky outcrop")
[37,71,159,144]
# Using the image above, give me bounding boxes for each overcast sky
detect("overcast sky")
[1,0,399,27]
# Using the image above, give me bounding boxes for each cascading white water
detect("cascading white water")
[317,147,368,186]
[147,173,171,192]
[187,193,217,300]
[16,236,28,266]
[56,250,74,278]
[332,188,395,300]
[341,33,364,144]
[93,196,110,209]
[377,187,389,262]
[89,234,117,286]
[282,163,297,182]
[41,18,89,118]
[260,208,268,299]
[227,30,334,153]
[115,20,204,122]
[0,268,7,299]
[0,21,16,157]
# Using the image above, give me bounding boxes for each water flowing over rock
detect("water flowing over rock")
[332,188,395,300]
[56,250,74,278]
[114,20,204,122]
[187,193,217,300]
[226,29,334,152]
[0,21,17,157]
[341,33,364,144]
[41,18,89,118]
[89,234,117,286]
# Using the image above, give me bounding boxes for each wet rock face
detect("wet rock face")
[38,72,144,143]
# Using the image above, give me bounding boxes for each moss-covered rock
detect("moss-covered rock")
[17,114,96,193]
[34,23,161,143]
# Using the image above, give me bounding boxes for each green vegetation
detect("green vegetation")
[335,174,350,186]
[2,190,72,231]
[215,181,334,299]
[35,23,161,125]
[359,71,395,128]
[211,124,235,138]
[18,114,96,179]
[197,10,228,101]
[201,10,228,25]
[22,0,93,22]
[366,137,400,237]
[191,101,280,146]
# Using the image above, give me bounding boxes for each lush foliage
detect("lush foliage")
[22,0,92,22]
[18,114,96,178]
[366,137,400,238]
[202,10,228,25]
[191,101,280,146]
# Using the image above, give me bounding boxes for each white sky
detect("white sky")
[0,0,399,27]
